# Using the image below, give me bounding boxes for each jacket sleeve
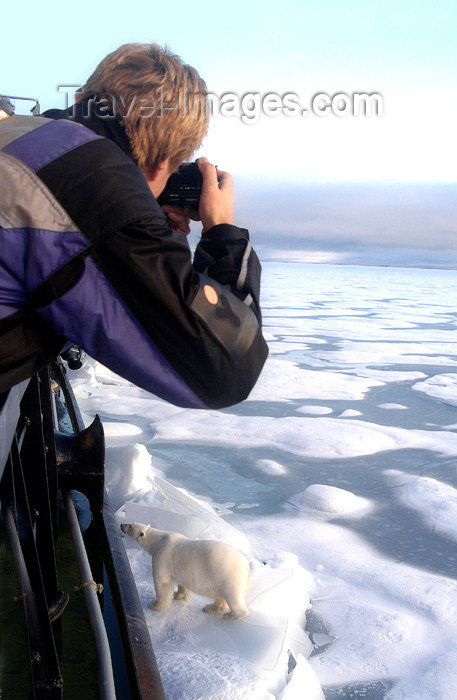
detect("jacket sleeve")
[87,213,269,409]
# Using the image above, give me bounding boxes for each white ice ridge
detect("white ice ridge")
[248,358,383,401]
[255,459,288,475]
[306,340,457,366]
[288,484,372,516]
[151,412,457,458]
[385,469,457,541]
[296,405,333,415]
[412,373,457,407]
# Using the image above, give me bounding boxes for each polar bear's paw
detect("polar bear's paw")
[149,599,170,612]
[202,600,230,615]
[223,608,250,622]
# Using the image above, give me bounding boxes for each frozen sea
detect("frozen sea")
[71,261,457,699]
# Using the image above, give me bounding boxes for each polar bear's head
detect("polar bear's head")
[121,521,150,543]
[121,523,177,554]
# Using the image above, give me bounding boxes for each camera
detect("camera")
[157,161,202,210]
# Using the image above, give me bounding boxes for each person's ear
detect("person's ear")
[142,158,172,197]
[143,158,171,183]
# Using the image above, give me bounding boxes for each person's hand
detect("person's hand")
[161,205,191,235]
[197,157,234,232]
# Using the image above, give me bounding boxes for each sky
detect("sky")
[3,0,457,263]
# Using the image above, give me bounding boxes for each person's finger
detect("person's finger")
[162,206,191,234]
[198,158,219,191]
[215,170,233,193]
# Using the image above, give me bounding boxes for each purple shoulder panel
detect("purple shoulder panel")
[38,257,207,409]
[3,119,102,172]
[0,228,89,317]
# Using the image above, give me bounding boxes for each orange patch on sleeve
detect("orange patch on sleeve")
[203,284,219,305]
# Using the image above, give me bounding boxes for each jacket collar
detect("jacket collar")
[42,95,133,160]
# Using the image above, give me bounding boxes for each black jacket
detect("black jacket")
[0,105,268,408]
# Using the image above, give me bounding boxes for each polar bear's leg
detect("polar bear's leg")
[150,579,174,611]
[222,590,250,621]
[174,584,191,601]
[202,597,230,615]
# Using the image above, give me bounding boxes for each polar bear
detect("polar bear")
[121,523,250,621]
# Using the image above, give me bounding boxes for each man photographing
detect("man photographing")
[0,43,268,408]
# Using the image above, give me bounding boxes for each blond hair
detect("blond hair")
[78,43,209,172]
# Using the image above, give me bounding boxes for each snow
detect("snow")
[378,403,408,410]
[288,484,372,516]
[69,262,457,699]
[149,412,457,458]
[247,359,383,402]
[412,373,457,406]
[296,406,333,415]
[255,459,288,476]
[385,470,457,541]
